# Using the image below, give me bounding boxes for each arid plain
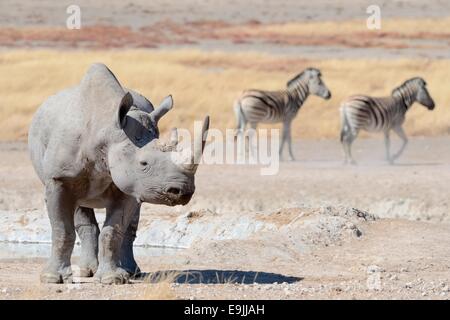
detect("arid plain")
[0,0,449,299]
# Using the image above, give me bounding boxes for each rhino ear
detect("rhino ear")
[150,95,173,124]
[118,92,134,129]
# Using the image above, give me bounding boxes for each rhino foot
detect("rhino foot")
[40,268,73,284]
[94,267,130,285]
[119,252,141,279]
[76,257,98,277]
[77,265,97,278]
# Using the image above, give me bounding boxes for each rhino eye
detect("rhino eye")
[140,161,148,166]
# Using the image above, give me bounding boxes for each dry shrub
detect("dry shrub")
[1,18,450,50]
[140,271,180,300]
[0,50,449,141]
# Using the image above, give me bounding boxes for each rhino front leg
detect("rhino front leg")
[41,180,76,284]
[95,194,138,285]
[119,205,141,277]
[74,207,99,277]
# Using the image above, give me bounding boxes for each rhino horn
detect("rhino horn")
[180,116,210,173]
[150,95,173,124]
[169,127,178,146]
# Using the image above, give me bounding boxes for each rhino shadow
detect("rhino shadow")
[136,269,303,284]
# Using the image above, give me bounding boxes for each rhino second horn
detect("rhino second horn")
[150,95,174,124]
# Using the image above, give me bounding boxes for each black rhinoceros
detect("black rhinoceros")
[28,63,209,284]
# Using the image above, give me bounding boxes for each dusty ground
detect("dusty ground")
[0,137,449,299]
[2,0,450,59]
[2,0,449,27]
[0,0,449,300]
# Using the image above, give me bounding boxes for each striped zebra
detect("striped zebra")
[234,68,331,160]
[340,77,435,164]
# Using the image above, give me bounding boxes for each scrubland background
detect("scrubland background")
[1,50,450,141]
[1,0,450,300]
[0,1,449,141]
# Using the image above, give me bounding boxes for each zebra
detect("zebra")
[340,77,435,165]
[234,67,331,160]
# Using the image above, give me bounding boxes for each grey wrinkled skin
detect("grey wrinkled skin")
[28,63,209,284]
[75,89,153,278]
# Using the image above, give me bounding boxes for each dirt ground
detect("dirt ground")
[2,0,449,27]
[0,0,449,300]
[0,137,449,299]
[2,0,450,59]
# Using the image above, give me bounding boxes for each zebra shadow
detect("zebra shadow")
[390,162,443,167]
[135,269,303,284]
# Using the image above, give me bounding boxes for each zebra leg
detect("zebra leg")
[286,122,295,161]
[340,106,356,165]
[233,102,246,158]
[392,126,408,161]
[384,130,392,164]
[279,123,289,161]
[341,130,357,165]
[248,122,258,161]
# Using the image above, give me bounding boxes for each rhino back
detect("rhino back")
[28,63,129,185]
[28,86,88,183]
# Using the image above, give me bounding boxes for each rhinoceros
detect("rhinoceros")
[28,63,209,284]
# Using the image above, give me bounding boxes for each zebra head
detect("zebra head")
[392,77,435,110]
[287,68,331,100]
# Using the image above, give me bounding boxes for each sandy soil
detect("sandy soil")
[0,137,449,299]
[2,137,449,221]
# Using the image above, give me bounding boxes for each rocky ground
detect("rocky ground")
[0,137,449,299]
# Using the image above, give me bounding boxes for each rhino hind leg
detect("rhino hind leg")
[94,195,138,285]
[41,181,76,284]
[119,205,141,278]
[74,207,99,277]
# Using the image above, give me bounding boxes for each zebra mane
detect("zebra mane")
[391,77,424,107]
[286,68,320,88]
[287,73,304,88]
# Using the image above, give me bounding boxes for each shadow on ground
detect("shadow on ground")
[138,269,303,284]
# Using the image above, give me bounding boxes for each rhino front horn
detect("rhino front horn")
[170,127,178,146]
[181,116,210,173]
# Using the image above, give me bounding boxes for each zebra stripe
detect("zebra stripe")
[234,67,331,160]
[340,77,435,164]
[237,76,310,124]
[342,78,426,133]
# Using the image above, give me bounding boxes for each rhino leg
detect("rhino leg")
[41,180,76,284]
[94,194,138,285]
[74,207,99,277]
[119,205,141,277]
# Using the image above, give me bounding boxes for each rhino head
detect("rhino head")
[108,92,209,206]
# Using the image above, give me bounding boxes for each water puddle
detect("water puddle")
[0,242,182,260]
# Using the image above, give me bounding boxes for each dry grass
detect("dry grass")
[140,271,180,300]
[0,50,449,141]
[238,17,450,36]
[2,18,450,50]
[207,18,450,49]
